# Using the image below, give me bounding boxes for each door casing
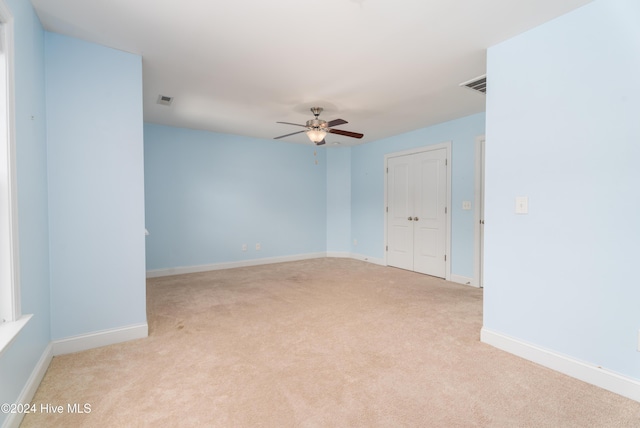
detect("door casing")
[473,135,485,288]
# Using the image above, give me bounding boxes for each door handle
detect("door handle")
[408,217,413,221]
[414,217,419,221]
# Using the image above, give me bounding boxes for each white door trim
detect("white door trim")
[473,135,485,288]
[384,142,452,280]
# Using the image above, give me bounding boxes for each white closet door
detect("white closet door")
[387,155,414,271]
[386,148,447,278]
[413,149,447,277]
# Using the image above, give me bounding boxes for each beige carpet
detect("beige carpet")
[22,258,640,427]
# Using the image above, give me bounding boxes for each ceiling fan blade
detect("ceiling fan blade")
[276,121,306,128]
[328,128,364,139]
[327,118,348,127]
[316,139,326,146]
[274,130,305,139]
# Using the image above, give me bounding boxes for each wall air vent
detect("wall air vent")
[157,94,173,106]
[459,75,486,94]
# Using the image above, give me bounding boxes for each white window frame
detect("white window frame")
[0,0,30,357]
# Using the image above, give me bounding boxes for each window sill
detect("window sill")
[0,314,33,358]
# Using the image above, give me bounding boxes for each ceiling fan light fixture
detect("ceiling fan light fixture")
[274,107,363,143]
[306,129,326,143]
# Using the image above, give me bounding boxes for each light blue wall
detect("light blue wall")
[326,147,352,253]
[45,33,146,339]
[144,124,327,270]
[484,0,640,379]
[0,0,50,424]
[145,116,483,274]
[350,113,485,276]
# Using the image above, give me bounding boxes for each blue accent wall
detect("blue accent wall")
[0,0,49,424]
[45,33,146,339]
[350,113,485,276]
[484,0,640,380]
[144,124,327,270]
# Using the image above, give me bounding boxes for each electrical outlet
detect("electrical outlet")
[353,238,358,246]
[242,244,247,252]
[256,243,261,251]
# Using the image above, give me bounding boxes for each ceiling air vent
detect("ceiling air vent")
[157,94,173,106]
[459,75,486,94]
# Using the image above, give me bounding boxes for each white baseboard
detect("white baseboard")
[450,274,478,287]
[52,323,148,356]
[146,253,474,285]
[481,327,640,403]
[348,253,386,266]
[326,251,385,266]
[146,252,327,278]
[2,343,53,428]
[146,253,396,279]
[326,251,352,259]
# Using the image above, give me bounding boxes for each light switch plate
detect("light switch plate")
[515,196,529,214]
[462,201,472,210]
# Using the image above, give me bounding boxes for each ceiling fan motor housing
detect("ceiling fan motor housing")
[306,118,328,130]
[274,106,363,142]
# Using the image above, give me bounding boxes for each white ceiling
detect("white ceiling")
[31,0,591,146]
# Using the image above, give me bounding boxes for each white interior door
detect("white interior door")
[386,147,448,278]
[387,155,414,271]
[413,149,447,277]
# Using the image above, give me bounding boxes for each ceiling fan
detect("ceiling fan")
[274,107,364,145]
